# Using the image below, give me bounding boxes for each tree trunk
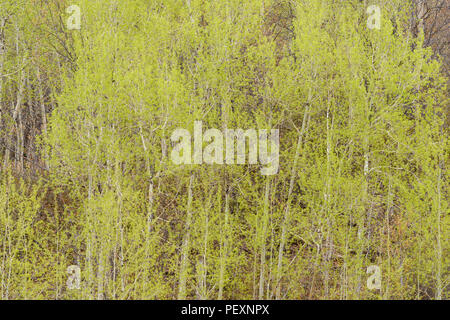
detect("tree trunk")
[178,174,194,299]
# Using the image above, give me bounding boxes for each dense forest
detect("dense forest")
[0,0,448,300]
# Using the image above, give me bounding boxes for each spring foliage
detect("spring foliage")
[0,0,448,299]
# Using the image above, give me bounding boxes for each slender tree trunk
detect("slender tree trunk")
[435,156,442,300]
[218,190,230,300]
[323,99,333,299]
[417,0,426,31]
[178,174,194,299]
[36,67,48,170]
[275,102,310,299]
[384,176,393,299]
[259,178,270,299]
[3,22,25,169]
[0,18,5,167]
